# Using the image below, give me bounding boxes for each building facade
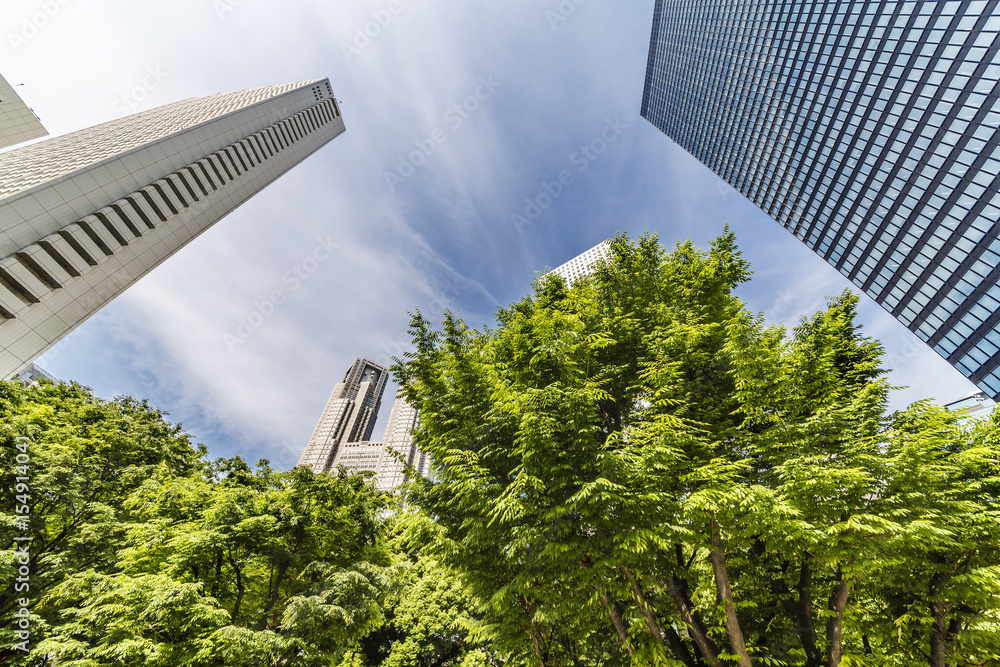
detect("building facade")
[14,362,55,386]
[642,0,1000,398]
[547,240,610,286]
[0,73,47,150]
[375,396,428,489]
[944,389,998,424]
[0,79,344,377]
[298,358,388,473]
[336,397,426,492]
[298,357,428,490]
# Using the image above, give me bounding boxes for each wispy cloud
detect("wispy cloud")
[17,0,977,468]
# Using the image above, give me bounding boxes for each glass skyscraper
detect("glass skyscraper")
[642,0,1000,398]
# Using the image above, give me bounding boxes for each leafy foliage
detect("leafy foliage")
[2,231,998,667]
[0,381,400,666]
[394,231,1000,667]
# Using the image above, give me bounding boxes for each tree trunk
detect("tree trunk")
[258,561,289,630]
[620,565,697,665]
[210,551,224,597]
[621,566,669,656]
[597,590,635,658]
[825,564,851,667]
[229,556,245,621]
[927,567,955,667]
[663,624,699,667]
[529,625,547,667]
[666,575,724,667]
[523,595,547,667]
[929,605,947,667]
[772,559,821,667]
[708,517,753,667]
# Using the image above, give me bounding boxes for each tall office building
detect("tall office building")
[336,396,426,491]
[0,73,47,150]
[642,0,1000,398]
[945,389,998,424]
[0,79,344,377]
[547,240,610,286]
[298,358,388,473]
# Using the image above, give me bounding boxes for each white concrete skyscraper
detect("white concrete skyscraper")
[0,73,47,150]
[336,396,426,491]
[547,240,610,286]
[299,356,428,491]
[298,358,388,474]
[0,79,344,377]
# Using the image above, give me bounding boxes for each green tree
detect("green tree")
[0,379,396,666]
[859,406,1000,666]
[393,231,1000,667]
[0,380,204,663]
[355,517,499,666]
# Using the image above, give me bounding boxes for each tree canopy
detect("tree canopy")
[2,231,998,666]
[393,231,1000,667]
[0,380,491,666]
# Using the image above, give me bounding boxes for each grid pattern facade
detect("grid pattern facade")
[547,240,610,286]
[642,0,1000,398]
[300,389,427,491]
[298,358,388,473]
[334,398,425,492]
[371,397,425,491]
[0,73,47,150]
[0,79,344,377]
[944,389,998,422]
[0,81,321,197]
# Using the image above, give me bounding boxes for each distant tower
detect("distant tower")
[334,396,425,491]
[944,391,998,425]
[298,358,388,473]
[0,79,344,377]
[0,73,47,150]
[547,240,610,286]
[376,396,425,489]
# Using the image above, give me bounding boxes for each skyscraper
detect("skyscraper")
[335,396,426,491]
[642,0,1000,398]
[547,240,610,286]
[944,390,997,424]
[0,73,47,150]
[0,79,344,377]
[298,358,388,473]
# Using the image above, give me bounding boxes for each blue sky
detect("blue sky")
[2,0,977,469]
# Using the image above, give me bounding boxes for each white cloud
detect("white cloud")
[13,0,981,468]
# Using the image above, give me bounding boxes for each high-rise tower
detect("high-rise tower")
[547,240,610,286]
[298,358,388,473]
[0,73,47,150]
[0,79,344,377]
[642,0,1000,398]
[335,396,426,491]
